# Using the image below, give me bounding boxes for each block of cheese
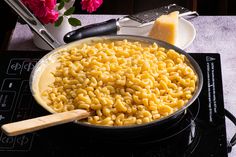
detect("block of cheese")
[148,11,179,45]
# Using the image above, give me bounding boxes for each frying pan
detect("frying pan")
[26,35,203,137]
[1,35,203,138]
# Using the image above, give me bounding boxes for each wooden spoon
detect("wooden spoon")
[1,109,89,136]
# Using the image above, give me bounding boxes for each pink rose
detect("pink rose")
[81,0,103,13]
[40,9,59,24]
[21,0,58,24]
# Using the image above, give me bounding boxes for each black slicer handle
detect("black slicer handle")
[64,19,119,43]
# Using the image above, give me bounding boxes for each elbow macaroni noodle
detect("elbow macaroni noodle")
[42,40,197,126]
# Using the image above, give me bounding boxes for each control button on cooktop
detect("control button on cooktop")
[0,91,15,111]
[1,79,22,91]
[7,59,24,76]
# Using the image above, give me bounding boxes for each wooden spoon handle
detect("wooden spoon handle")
[1,109,89,136]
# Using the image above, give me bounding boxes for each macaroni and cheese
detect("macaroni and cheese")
[41,39,197,126]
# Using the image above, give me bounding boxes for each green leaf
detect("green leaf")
[54,16,63,27]
[58,1,64,10]
[64,0,70,2]
[64,6,75,16]
[68,17,81,26]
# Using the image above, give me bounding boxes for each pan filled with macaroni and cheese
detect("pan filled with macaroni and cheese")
[30,35,203,138]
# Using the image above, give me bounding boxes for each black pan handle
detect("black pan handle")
[64,19,119,43]
[225,109,236,153]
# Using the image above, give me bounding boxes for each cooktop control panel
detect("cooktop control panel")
[0,56,40,151]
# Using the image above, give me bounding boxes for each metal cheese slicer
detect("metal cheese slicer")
[4,0,61,49]
[119,4,198,27]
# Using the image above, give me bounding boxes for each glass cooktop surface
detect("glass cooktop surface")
[0,51,228,157]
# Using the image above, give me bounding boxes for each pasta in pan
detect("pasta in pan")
[41,40,197,126]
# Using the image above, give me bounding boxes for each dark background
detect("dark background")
[75,0,235,15]
[0,0,235,50]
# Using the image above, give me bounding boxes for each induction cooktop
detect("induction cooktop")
[0,51,235,157]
